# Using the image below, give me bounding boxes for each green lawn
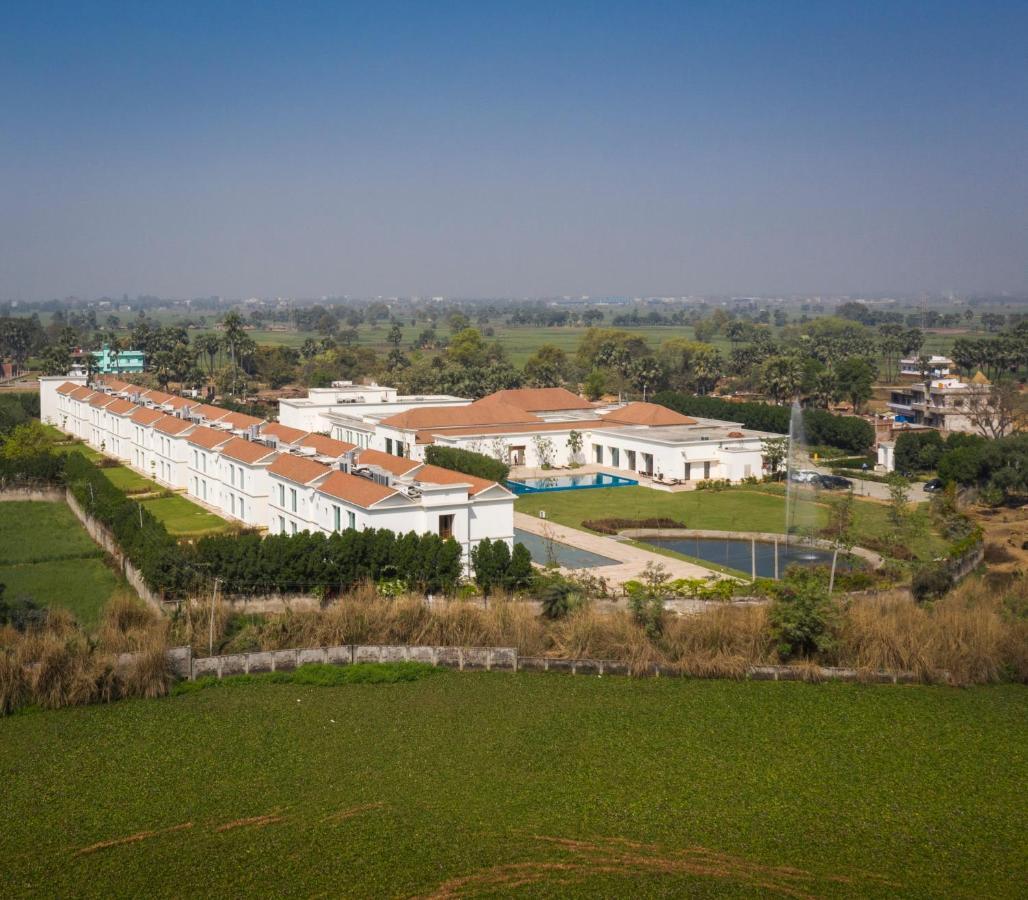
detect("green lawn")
[0,674,1024,897]
[139,494,231,537]
[516,484,822,534]
[99,464,161,494]
[0,501,128,627]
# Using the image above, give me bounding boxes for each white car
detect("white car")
[788,469,821,484]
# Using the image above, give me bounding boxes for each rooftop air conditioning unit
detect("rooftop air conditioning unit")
[296,446,316,456]
[406,486,421,499]
[247,424,260,441]
[263,435,280,449]
[372,471,392,487]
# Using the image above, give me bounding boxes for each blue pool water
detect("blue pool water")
[507,472,638,494]
[641,537,857,578]
[514,528,618,569]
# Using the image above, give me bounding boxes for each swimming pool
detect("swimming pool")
[507,472,638,494]
[513,528,618,569]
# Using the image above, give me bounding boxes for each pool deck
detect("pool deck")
[514,512,732,585]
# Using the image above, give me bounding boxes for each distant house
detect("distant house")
[899,355,953,379]
[887,372,992,433]
[92,346,145,374]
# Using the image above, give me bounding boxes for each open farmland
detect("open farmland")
[0,672,1024,897]
[0,501,128,627]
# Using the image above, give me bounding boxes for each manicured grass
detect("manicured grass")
[516,484,825,534]
[0,674,1024,896]
[98,464,161,494]
[0,501,128,627]
[138,494,231,537]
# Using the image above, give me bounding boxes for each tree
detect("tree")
[0,421,51,459]
[387,323,403,348]
[761,356,803,404]
[532,435,555,468]
[834,357,876,413]
[886,473,910,526]
[523,345,569,387]
[966,378,1024,439]
[583,369,605,401]
[566,430,583,465]
[760,437,788,477]
[767,569,836,659]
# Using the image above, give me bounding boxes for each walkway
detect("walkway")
[809,467,928,502]
[514,512,731,585]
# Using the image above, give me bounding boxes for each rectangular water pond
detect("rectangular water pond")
[507,472,638,494]
[514,528,618,569]
[641,536,855,579]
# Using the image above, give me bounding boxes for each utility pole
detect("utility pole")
[209,577,220,657]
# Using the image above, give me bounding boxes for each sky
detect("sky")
[1,1,1025,301]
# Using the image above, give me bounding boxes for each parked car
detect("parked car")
[817,474,853,490]
[923,478,945,493]
[789,469,821,484]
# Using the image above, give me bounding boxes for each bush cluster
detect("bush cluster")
[470,537,532,597]
[653,391,874,452]
[424,446,509,483]
[582,517,685,534]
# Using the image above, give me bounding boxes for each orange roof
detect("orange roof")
[601,402,698,427]
[190,403,229,422]
[354,448,422,476]
[131,407,165,426]
[186,425,233,450]
[164,395,196,411]
[378,398,538,431]
[141,389,174,405]
[317,470,400,509]
[412,463,496,496]
[102,377,134,392]
[218,411,265,430]
[154,415,193,435]
[69,386,94,401]
[268,455,331,485]
[89,393,118,409]
[219,437,278,465]
[106,399,138,416]
[485,387,595,412]
[261,422,309,444]
[56,381,80,395]
[417,419,603,444]
[299,433,356,458]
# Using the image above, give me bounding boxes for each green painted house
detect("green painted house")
[92,346,145,374]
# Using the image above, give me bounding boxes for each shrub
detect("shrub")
[581,517,685,535]
[767,569,837,659]
[424,446,509,483]
[911,566,953,603]
[471,538,533,596]
[895,431,944,473]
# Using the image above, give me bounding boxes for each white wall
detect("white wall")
[40,376,85,425]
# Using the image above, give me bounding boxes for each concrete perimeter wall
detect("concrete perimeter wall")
[168,644,926,684]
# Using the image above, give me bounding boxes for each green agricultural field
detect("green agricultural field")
[0,674,1024,897]
[0,501,128,627]
[99,464,161,495]
[515,484,819,534]
[138,494,231,537]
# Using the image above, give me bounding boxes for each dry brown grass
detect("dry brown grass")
[663,605,772,677]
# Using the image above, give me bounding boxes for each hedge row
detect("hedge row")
[652,392,874,453]
[194,528,463,596]
[424,445,510,482]
[64,451,466,599]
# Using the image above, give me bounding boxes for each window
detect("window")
[626,450,636,470]
[594,444,603,464]
[703,461,711,479]
[290,488,297,512]
[348,510,355,529]
[385,438,393,454]
[278,483,285,506]
[610,447,620,467]
[193,449,198,468]
[278,516,285,533]
[683,461,692,481]
[230,495,235,515]
[438,514,454,540]
[333,505,341,531]
[290,521,297,535]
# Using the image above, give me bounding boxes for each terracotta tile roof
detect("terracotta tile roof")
[299,433,356,458]
[141,389,175,405]
[317,470,401,509]
[377,399,538,431]
[186,425,233,450]
[601,402,698,427]
[190,403,229,422]
[417,420,602,444]
[154,415,193,435]
[261,422,309,445]
[219,437,278,465]
[484,387,595,412]
[89,393,118,409]
[218,411,265,430]
[268,454,331,485]
[102,377,134,392]
[56,381,80,395]
[106,399,139,416]
[164,395,197,411]
[130,407,165,426]
[353,448,422,476]
[411,463,497,496]
[69,386,94,401]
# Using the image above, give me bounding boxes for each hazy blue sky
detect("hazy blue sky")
[1,1,1025,300]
